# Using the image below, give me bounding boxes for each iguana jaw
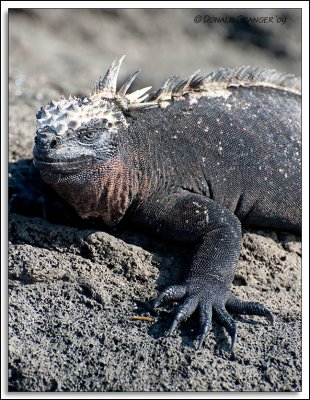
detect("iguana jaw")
[32,143,97,183]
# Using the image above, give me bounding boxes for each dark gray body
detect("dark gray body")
[33,63,301,350]
[125,86,301,233]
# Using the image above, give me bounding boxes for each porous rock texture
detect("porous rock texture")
[8,9,301,392]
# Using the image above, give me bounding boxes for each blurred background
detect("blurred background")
[9,8,301,95]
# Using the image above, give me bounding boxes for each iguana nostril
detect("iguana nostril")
[35,130,60,149]
[50,139,58,148]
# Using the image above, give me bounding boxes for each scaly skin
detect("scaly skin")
[32,59,301,350]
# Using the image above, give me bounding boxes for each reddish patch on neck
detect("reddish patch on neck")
[51,158,138,226]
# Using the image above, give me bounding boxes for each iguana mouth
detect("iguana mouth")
[33,157,92,175]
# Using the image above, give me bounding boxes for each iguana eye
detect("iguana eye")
[78,129,98,142]
[85,131,96,139]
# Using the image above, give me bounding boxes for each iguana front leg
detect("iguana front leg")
[130,190,274,350]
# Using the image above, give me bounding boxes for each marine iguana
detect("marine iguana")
[33,56,301,350]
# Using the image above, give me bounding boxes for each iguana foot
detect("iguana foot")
[154,280,274,351]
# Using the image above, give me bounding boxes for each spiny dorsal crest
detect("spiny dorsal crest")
[36,56,301,135]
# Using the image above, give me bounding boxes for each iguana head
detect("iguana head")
[32,56,196,222]
[33,56,152,225]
